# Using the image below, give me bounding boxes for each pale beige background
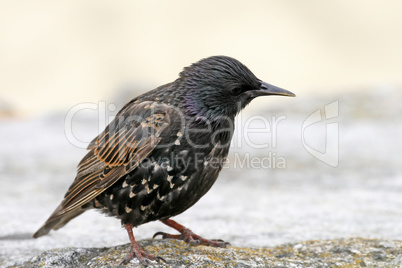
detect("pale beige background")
[1,0,401,115]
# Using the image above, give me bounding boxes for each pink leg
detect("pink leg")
[121,224,165,265]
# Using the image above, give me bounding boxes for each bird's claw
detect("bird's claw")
[152,231,168,239]
[152,229,230,248]
[210,239,231,247]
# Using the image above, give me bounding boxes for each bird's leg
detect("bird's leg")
[121,224,165,265]
[153,219,230,248]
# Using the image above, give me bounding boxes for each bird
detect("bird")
[33,55,295,265]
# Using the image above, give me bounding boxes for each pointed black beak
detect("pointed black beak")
[258,81,296,97]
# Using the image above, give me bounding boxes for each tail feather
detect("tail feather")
[33,208,86,238]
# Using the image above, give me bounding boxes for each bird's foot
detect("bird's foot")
[153,219,230,248]
[122,224,166,266]
[153,229,229,247]
[120,246,165,266]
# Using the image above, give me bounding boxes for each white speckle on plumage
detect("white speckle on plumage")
[157,192,165,201]
[122,181,129,188]
[142,178,147,185]
[145,185,153,194]
[153,184,159,189]
[180,175,187,181]
[110,194,114,200]
[167,166,173,171]
[129,192,136,198]
[174,139,180,146]
[125,206,133,213]
[176,131,183,137]
[167,175,174,188]
[204,160,208,166]
[140,205,147,211]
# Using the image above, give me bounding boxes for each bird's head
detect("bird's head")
[179,56,295,120]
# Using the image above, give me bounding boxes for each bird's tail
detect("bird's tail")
[33,207,86,238]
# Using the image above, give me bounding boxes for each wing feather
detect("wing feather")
[33,101,180,237]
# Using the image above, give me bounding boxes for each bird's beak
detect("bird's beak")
[257,81,296,97]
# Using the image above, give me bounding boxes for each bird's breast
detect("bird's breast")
[94,131,230,226]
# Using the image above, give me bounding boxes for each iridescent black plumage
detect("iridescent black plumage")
[34,56,295,264]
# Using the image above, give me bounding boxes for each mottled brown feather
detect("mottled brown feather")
[33,101,176,237]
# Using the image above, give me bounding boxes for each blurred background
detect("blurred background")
[1,0,402,266]
[1,0,402,115]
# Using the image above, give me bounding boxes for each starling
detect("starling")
[33,56,295,265]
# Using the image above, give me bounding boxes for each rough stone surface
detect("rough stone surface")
[5,238,402,268]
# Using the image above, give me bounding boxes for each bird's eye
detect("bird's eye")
[231,87,243,96]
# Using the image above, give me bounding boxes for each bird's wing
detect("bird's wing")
[34,100,182,237]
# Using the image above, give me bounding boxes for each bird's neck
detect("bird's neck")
[184,115,235,149]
